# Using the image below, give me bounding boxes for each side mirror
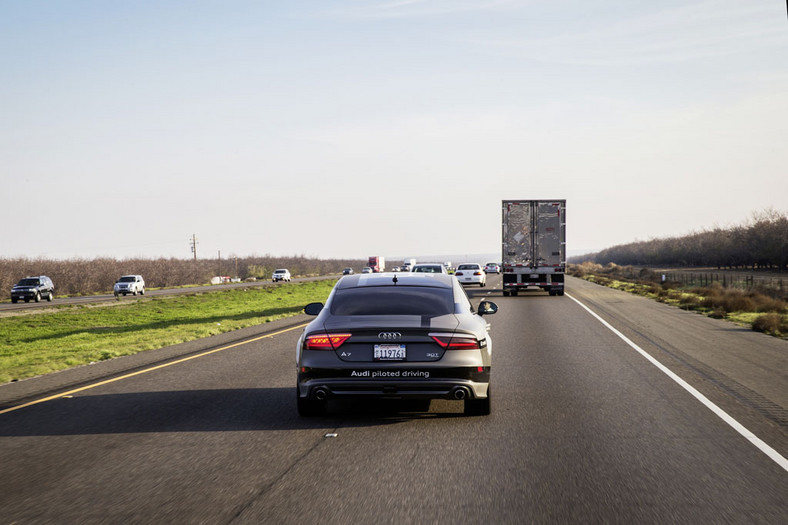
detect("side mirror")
[304,302,324,316]
[477,300,498,316]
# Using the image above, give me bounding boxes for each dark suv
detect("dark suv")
[11,276,55,303]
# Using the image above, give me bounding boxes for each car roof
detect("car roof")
[337,272,454,289]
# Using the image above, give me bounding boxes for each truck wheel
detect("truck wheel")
[11,297,18,304]
[47,292,54,301]
[503,290,510,297]
[34,292,41,303]
[511,290,518,297]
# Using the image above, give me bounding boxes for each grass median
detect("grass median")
[0,280,336,384]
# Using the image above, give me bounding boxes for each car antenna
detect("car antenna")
[392,275,398,285]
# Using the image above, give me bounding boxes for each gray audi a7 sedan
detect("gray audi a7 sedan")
[296,272,498,416]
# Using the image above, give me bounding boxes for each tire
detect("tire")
[140,288,145,295]
[47,291,53,301]
[132,289,137,296]
[34,292,41,303]
[511,290,518,297]
[11,297,18,304]
[503,290,510,297]
[464,388,491,416]
[297,389,326,416]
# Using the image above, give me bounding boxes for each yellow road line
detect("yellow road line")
[0,322,308,416]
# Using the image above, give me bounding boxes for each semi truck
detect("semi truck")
[502,200,566,296]
[368,256,385,273]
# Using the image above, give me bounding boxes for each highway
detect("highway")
[1,275,786,523]
[0,276,334,314]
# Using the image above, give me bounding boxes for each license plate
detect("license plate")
[374,344,406,361]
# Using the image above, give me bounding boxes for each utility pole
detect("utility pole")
[189,234,199,261]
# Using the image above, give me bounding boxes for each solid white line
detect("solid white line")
[566,293,788,473]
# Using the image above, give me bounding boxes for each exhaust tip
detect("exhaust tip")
[313,388,328,401]
[453,388,468,400]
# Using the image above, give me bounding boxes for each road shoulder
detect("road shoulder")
[566,276,788,457]
[0,315,309,409]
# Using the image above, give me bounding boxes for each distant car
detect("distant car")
[114,275,145,296]
[484,263,500,274]
[342,268,354,275]
[296,272,498,416]
[11,276,55,303]
[391,266,401,272]
[361,267,373,274]
[455,264,486,287]
[411,263,448,274]
[272,269,291,282]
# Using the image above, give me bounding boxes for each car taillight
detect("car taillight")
[474,271,483,276]
[430,335,480,350]
[455,272,463,276]
[305,333,351,350]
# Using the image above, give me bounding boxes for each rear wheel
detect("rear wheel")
[34,292,41,303]
[503,290,510,297]
[464,388,491,416]
[47,291,53,301]
[297,389,326,416]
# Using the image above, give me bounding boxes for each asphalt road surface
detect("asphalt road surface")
[1,275,786,523]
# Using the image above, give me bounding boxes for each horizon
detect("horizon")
[2,2,786,260]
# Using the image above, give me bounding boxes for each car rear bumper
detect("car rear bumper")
[298,367,490,400]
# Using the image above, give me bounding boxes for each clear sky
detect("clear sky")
[2,1,787,261]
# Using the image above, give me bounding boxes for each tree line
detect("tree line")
[0,255,364,297]
[574,209,788,270]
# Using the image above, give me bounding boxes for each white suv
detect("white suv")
[114,275,145,296]
[272,269,291,282]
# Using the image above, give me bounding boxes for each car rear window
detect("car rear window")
[413,265,442,273]
[330,286,454,316]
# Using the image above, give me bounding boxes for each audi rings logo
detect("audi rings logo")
[378,332,402,340]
